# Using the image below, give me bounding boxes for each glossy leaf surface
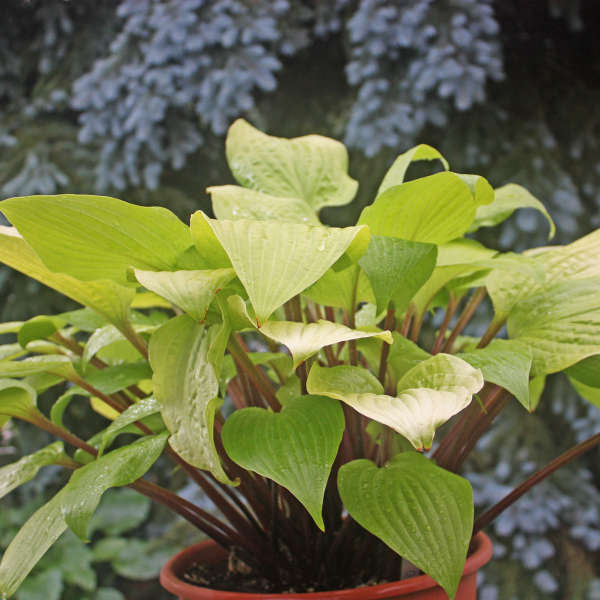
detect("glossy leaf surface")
[338,454,473,600]
[222,395,344,529]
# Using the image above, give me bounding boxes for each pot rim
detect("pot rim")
[160,531,492,599]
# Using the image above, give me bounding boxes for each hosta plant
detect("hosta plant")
[0,120,599,600]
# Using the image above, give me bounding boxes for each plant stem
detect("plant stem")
[451,387,510,471]
[377,307,395,386]
[400,304,415,337]
[431,294,458,354]
[477,315,507,349]
[122,322,149,360]
[440,287,486,353]
[228,334,280,411]
[409,309,425,343]
[473,430,600,535]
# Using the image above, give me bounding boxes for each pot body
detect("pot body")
[160,532,492,600]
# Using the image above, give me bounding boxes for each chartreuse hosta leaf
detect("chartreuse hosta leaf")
[259,320,392,369]
[226,295,391,368]
[149,314,233,484]
[0,442,67,500]
[193,213,368,324]
[487,229,600,319]
[338,453,473,600]
[308,355,483,450]
[225,119,358,212]
[0,226,135,333]
[359,172,486,244]
[134,268,235,322]
[508,279,600,376]
[358,236,437,313]
[376,144,449,197]
[208,186,320,225]
[222,395,344,529]
[469,183,556,239]
[0,194,193,285]
[459,339,533,410]
[0,433,168,597]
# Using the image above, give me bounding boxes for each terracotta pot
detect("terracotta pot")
[160,532,492,600]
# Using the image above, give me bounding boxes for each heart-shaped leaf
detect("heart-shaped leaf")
[222,395,344,529]
[469,183,555,239]
[359,236,437,312]
[226,119,358,212]
[149,314,233,484]
[208,186,320,225]
[0,195,192,284]
[308,356,482,450]
[459,339,533,410]
[134,268,235,322]
[338,454,473,600]
[0,442,67,500]
[194,213,368,323]
[359,172,478,244]
[377,144,449,196]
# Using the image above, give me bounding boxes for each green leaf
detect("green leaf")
[565,355,600,388]
[0,379,44,423]
[338,454,473,600]
[377,144,449,196]
[50,387,88,428]
[0,226,135,333]
[508,279,600,375]
[258,319,392,369]
[225,119,358,212]
[80,362,153,395]
[98,397,161,456]
[487,229,600,319]
[0,356,76,378]
[569,377,600,409]
[359,172,478,244]
[82,325,139,366]
[134,268,235,322]
[303,264,375,313]
[222,395,344,529]
[454,173,494,208]
[458,340,533,410]
[17,316,64,348]
[359,236,437,312]
[469,183,555,239]
[61,433,168,540]
[386,333,431,381]
[0,442,66,500]
[149,314,233,484]
[308,356,482,450]
[529,375,546,412]
[195,213,368,323]
[0,490,68,597]
[0,195,192,284]
[0,344,26,361]
[209,185,320,225]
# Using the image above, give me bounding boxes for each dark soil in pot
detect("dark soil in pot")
[160,532,493,600]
